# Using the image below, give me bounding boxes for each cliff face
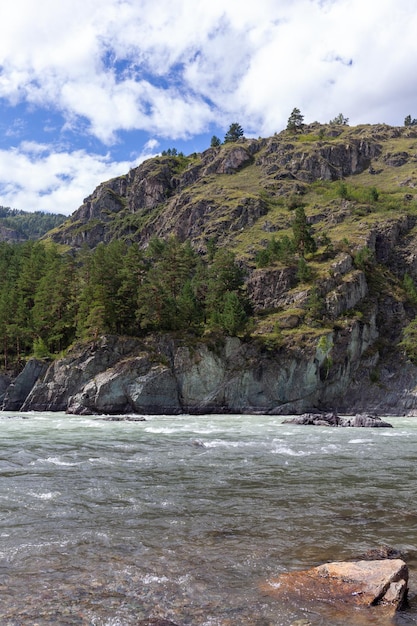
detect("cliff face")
[5,123,417,416]
[3,316,417,417]
[0,327,369,414]
[0,224,27,244]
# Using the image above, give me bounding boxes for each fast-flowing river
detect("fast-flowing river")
[0,412,416,625]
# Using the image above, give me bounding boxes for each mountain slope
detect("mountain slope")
[0,207,66,242]
[4,123,417,415]
[48,123,417,258]
[47,121,417,352]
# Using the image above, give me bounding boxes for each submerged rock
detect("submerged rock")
[262,558,408,617]
[283,412,393,427]
[356,545,404,560]
[99,415,146,422]
[137,617,178,626]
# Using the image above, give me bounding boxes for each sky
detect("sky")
[1,0,417,216]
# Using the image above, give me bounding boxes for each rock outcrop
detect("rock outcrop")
[262,558,408,619]
[48,125,406,252]
[2,359,49,411]
[283,412,393,427]
[4,322,417,415]
[0,224,27,243]
[0,373,11,404]
[16,336,149,413]
[3,334,330,414]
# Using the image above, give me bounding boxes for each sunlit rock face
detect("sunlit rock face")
[261,558,409,623]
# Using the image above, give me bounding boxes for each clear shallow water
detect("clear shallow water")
[0,412,416,625]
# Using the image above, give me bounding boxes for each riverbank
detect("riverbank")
[3,334,417,417]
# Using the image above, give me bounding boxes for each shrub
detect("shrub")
[401,317,417,364]
[353,247,374,270]
[329,113,349,125]
[297,257,312,283]
[305,287,325,323]
[403,272,417,305]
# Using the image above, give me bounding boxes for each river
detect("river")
[0,412,416,625]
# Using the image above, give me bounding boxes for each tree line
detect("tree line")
[0,206,66,240]
[0,237,250,369]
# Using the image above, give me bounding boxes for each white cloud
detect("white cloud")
[2,0,417,140]
[1,0,417,214]
[143,138,159,153]
[0,142,150,215]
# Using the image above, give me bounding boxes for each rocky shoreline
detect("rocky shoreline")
[1,334,417,416]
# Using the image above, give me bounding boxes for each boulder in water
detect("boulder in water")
[261,558,408,616]
[283,412,393,427]
[283,412,341,426]
[343,413,393,427]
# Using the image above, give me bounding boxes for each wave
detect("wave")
[26,490,60,500]
[34,456,82,466]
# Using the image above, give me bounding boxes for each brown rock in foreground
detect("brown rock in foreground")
[261,558,408,614]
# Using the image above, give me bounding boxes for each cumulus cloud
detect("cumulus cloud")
[1,0,417,213]
[2,0,417,138]
[0,142,151,215]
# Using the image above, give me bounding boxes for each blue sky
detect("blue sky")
[1,0,417,215]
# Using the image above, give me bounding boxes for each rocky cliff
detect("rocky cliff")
[50,124,414,252]
[4,123,417,416]
[0,224,27,243]
[3,322,417,416]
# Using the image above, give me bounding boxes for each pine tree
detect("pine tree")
[116,243,146,335]
[76,240,128,337]
[32,249,77,353]
[137,237,201,332]
[224,123,244,143]
[287,108,304,132]
[404,115,417,126]
[218,291,248,335]
[292,206,317,256]
[329,113,349,125]
[206,249,248,330]
[14,241,48,354]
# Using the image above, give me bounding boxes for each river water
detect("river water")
[0,412,416,626]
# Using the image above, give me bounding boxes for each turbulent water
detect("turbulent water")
[0,412,416,626]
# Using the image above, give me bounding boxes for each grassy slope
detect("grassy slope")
[44,124,417,350]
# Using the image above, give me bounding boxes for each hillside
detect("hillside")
[49,122,417,256]
[0,207,66,242]
[3,122,417,415]
[47,122,417,354]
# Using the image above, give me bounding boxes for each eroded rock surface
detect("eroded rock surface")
[2,359,49,411]
[4,326,417,416]
[11,325,379,415]
[262,558,408,618]
[0,373,11,404]
[283,412,393,427]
